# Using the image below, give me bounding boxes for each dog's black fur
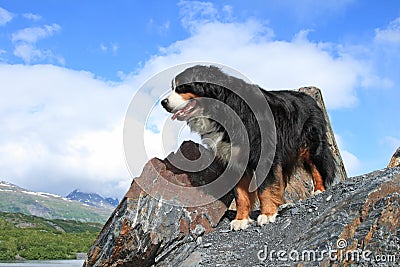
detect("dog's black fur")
[162,65,336,229]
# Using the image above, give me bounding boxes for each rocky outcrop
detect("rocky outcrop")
[83,87,347,266]
[184,167,400,266]
[83,141,233,267]
[388,147,400,168]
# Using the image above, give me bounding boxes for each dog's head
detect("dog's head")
[162,65,241,121]
[161,83,201,121]
[162,65,217,121]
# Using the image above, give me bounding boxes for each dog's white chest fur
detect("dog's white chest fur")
[188,117,233,163]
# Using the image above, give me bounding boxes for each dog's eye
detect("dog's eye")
[175,84,189,94]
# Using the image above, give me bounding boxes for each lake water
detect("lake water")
[0,260,84,267]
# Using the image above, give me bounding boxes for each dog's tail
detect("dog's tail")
[301,112,336,189]
[310,137,336,189]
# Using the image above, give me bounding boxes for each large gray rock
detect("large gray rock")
[185,167,400,266]
[83,141,233,267]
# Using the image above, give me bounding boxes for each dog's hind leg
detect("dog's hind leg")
[308,160,325,194]
[230,174,257,231]
[257,165,285,226]
[312,141,336,190]
[300,147,326,193]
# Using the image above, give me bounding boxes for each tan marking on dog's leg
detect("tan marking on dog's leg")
[311,164,325,193]
[257,166,285,226]
[299,148,325,193]
[230,175,256,231]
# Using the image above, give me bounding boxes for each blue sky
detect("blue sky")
[0,0,399,198]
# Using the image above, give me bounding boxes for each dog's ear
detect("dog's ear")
[193,82,212,97]
[202,82,227,99]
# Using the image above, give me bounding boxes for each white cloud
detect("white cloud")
[149,16,368,109]
[100,43,107,52]
[222,5,233,20]
[99,42,119,54]
[13,43,64,64]
[13,43,42,63]
[178,0,219,31]
[0,7,13,26]
[374,17,400,44]
[0,49,6,61]
[340,150,362,177]
[66,122,127,180]
[0,62,198,198]
[12,24,61,43]
[23,13,42,21]
[0,64,135,197]
[11,24,63,64]
[147,19,171,35]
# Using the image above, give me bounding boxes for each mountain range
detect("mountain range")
[66,189,119,208]
[0,181,117,223]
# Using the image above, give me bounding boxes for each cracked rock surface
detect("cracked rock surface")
[184,167,400,267]
[83,141,233,267]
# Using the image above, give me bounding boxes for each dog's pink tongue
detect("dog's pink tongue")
[171,110,184,120]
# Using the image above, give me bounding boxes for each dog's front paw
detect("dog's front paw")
[257,213,277,226]
[312,190,323,196]
[230,218,253,231]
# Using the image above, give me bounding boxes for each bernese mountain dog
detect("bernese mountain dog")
[161,65,335,231]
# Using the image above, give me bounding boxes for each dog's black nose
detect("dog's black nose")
[161,98,169,108]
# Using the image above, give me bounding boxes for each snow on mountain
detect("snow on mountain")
[0,180,113,223]
[66,189,119,208]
